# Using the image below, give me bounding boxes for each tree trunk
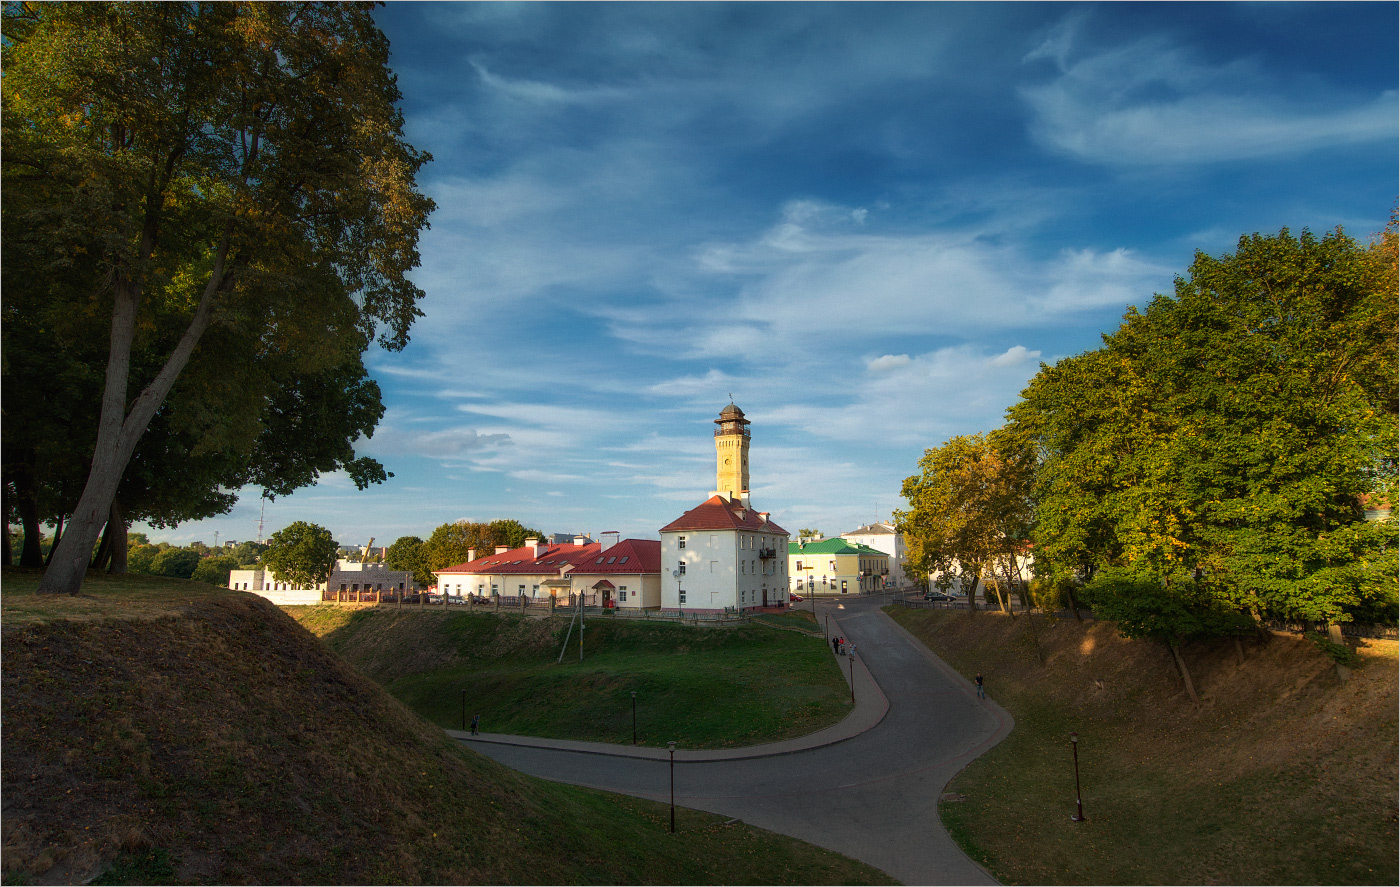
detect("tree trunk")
[37,228,231,596]
[44,515,65,567]
[1,476,12,568]
[11,463,45,568]
[1328,622,1352,684]
[1066,583,1083,622]
[1169,641,1200,704]
[108,500,128,574]
[92,516,115,571]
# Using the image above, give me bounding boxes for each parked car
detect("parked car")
[923,591,955,601]
[790,593,804,603]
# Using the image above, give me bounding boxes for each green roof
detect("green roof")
[787,539,885,556]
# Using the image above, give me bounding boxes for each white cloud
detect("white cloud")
[1021,33,1398,165]
[867,354,912,372]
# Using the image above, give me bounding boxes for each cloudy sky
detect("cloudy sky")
[153,1,1397,550]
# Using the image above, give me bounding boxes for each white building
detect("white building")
[659,403,791,613]
[840,522,911,587]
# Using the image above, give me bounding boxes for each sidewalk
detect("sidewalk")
[447,613,888,762]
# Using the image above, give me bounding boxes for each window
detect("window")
[678,561,686,575]
[619,556,628,564]
[519,584,525,594]
[533,585,539,595]
[679,589,687,605]
[678,536,687,549]
[830,561,837,572]
[741,561,746,574]
[795,560,803,571]
[619,590,627,602]
[607,556,616,564]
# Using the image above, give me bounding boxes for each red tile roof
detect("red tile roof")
[659,495,790,535]
[568,538,661,574]
[437,541,602,575]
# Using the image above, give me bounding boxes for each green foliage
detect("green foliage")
[263,522,338,588]
[149,548,201,580]
[421,520,549,573]
[1009,223,1398,628]
[229,541,266,568]
[3,2,434,594]
[1303,631,1364,669]
[1081,566,1253,645]
[895,430,1034,600]
[384,535,432,587]
[192,554,240,587]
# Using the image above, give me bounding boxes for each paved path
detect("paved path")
[450,595,1013,885]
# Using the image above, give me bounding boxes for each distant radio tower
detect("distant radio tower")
[256,496,266,544]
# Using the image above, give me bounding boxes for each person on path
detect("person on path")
[975,673,985,699]
[847,643,857,659]
[832,636,840,654]
[470,714,481,735]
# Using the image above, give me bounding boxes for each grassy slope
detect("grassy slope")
[286,605,851,749]
[0,569,893,885]
[887,606,1399,886]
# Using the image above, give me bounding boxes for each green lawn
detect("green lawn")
[289,606,853,749]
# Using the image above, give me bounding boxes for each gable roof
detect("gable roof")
[843,522,897,536]
[659,495,789,535]
[437,541,602,576]
[566,538,662,575]
[788,538,886,557]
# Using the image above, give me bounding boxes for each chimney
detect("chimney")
[466,548,476,563]
[759,513,769,525]
[601,531,620,551]
[525,537,541,555]
[495,545,510,555]
[573,535,587,547]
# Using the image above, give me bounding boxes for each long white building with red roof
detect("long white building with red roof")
[435,533,663,609]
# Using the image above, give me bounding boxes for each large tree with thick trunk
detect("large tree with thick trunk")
[2,2,433,595]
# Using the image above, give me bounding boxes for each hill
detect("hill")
[0,570,892,885]
[887,606,1398,885]
[286,605,850,748]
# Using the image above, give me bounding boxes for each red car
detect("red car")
[790,593,804,603]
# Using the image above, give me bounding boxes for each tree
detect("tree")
[797,528,823,542]
[230,541,268,568]
[1009,224,1398,630]
[384,536,432,587]
[262,522,338,589]
[192,554,239,586]
[4,2,433,595]
[420,520,549,574]
[896,431,1036,618]
[149,548,201,580]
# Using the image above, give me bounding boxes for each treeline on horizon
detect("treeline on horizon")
[896,222,1399,671]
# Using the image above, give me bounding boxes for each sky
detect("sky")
[147,1,1398,551]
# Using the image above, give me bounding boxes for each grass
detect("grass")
[285,605,852,748]
[886,605,1399,886]
[1,569,893,885]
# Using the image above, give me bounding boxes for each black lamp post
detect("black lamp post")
[848,651,855,704]
[668,741,677,833]
[631,690,637,745]
[1070,732,1086,822]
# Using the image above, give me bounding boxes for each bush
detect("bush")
[192,555,239,587]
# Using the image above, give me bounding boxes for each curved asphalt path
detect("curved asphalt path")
[450,595,1014,885]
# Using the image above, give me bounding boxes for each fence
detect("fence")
[1262,619,1398,641]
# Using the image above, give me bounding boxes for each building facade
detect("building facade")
[788,537,889,596]
[659,403,790,613]
[840,522,911,587]
[435,535,662,607]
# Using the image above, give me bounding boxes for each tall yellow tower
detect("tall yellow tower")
[712,402,751,504]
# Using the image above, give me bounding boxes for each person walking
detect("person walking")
[470,714,481,735]
[847,642,857,659]
[975,673,985,699]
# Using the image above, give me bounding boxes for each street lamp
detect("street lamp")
[631,690,637,745]
[668,741,677,833]
[1070,732,1086,822]
[848,650,855,704]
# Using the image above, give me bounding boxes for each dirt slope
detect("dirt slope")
[2,590,889,885]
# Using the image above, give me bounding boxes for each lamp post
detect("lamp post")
[631,690,637,745]
[1070,732,1086,822]
[460,688,466,732]
[668,741,677,833]
[848,650,855,704]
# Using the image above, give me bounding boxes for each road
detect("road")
[454,594,1013,885]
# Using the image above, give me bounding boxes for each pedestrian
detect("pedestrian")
[975,673,984,699]
[470,714,481,735]
[847,642,857,659]
[832,636,840,654]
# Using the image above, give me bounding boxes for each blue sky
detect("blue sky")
[150,1,1398,550]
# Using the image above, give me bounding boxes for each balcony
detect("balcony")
[758,547,777,559]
